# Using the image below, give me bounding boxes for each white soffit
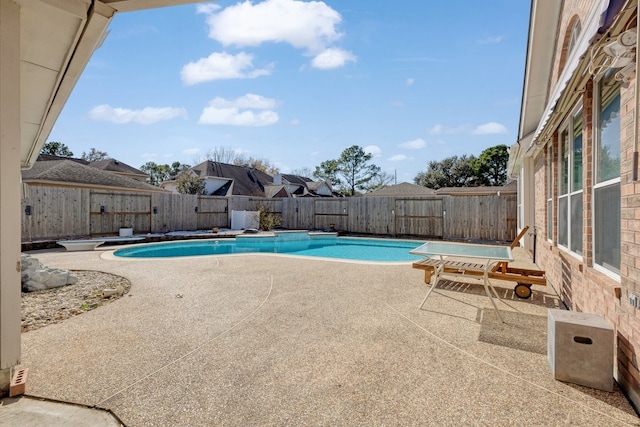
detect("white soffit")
[18,0,204,169]
[101,0,206,12]
[518,0,562,142]
[19,0,113,168]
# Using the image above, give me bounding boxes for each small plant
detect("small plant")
[257,205,281,231]
[79,303,98,311]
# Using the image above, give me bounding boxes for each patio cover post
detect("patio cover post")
[0,0,23,394]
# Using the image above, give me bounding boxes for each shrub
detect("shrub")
[258,205,281,231]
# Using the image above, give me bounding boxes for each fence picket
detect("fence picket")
[21,185,516,241]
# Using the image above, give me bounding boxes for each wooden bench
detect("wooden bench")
[411,226,547,299]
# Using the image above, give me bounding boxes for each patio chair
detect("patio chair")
[412,226,546,299]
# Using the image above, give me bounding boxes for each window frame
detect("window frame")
[556,103,583,260]
[592,72,621,280]
[546,144,553,243]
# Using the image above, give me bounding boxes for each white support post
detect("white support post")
[0,0,23,395]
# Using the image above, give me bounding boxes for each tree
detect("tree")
[366,171,395,192]
[313,159,342,188]
[414,155,477,190]
[201,146,280,175]
[40,141,73,157]
[170,161,191,178]
[140,162,172,186]
[290,167,314,178]
[314,145,381,196]
[204,147,239,164]
[473,144,509,186]
[140,161,191,186]
[176,173,205,195]
[81,148,110,162]
[234,155,279,175]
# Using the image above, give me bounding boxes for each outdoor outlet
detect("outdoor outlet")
[630,293,640,308]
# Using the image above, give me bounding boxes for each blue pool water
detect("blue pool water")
[113,232,426,262]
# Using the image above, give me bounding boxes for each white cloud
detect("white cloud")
[399,138,426,150]
[88,105,187,124]
[199,0,343,51]
[388,154,408,161]
[311,48,356,69]
[406,78,414,86]
[209,93,278,109]
[428,124,444,135]
[196,3,220,14]
[196,0,353,69]
[472,122,508,135]
[478,36,503,44]
[199,108,279,126]
[181,52,271,85]
[198,93,279,127]
[364,145,382,157]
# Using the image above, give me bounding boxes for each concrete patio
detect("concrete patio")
[3,246,639,426]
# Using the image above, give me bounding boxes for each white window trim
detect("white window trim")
[592,74,621,281]
[546,144,553,243]
[556,104,584,261]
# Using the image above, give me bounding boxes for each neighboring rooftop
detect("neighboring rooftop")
[191,161,273,196]
[365,182,437,197]
[436,180,517,195]
[22,159,166,193]
[87,159,148,181]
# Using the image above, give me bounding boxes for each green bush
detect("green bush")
[258,205,281,231]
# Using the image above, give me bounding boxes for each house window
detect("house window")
[594,72,621,276]
[557,106,583,256]
[546,144,553,241]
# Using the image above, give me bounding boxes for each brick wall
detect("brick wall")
[619,66,640,407]
[532,0,640,407]
[550,0,597,91]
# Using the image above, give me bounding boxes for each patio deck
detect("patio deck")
[4,246,638,426]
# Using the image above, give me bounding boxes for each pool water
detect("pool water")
[113,232,426,262]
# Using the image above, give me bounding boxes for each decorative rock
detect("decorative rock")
[21,254,78,292]
[45,270,70,288]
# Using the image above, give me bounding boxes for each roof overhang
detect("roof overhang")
[18,0,204,169]
[510,0,635,174]
[526,0,616,150]
[516,0,563,146]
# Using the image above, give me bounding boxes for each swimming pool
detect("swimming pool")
[113,232,426,262]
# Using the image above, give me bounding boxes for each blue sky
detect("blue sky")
[49,0,530,183]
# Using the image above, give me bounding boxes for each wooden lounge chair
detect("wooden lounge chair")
[412,226,546,299]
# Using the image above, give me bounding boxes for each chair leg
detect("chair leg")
[419,264,443,309]
[482,275,504,323]
[419,281,437,309]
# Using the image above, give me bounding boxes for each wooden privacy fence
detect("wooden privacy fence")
[21,185,517,242]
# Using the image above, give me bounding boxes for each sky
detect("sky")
[48,0,530,183]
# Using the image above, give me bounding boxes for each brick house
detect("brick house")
[508,0,640,406]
